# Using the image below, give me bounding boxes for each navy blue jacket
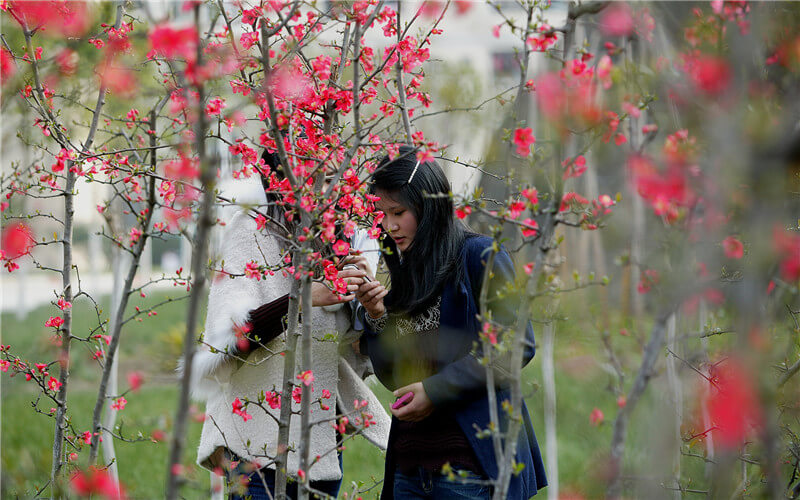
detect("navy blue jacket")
[361,235,546,499]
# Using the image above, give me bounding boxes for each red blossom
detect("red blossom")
[231,397,252,422]
[683,54,731,95]
[7,1,90,37]
[773,227,800,282]
[149,24,198,61]
[589,407,604,426]
[47,376,62,391]
[597,54,612,89]
[513,128,535,157]
[521,188,539,205]
[127,371,144,391]
[1,222,34,260]
[637,269,660,294]
[722,236,744,259]
[333,239,350,256]
[599,2,634,37]
[628,154,693,223]
[99,65,137,97]
[111,397,127,411]
[0,48,15,84]
[297,370,314,386]
[507,200,526,219]
[45,316,64,328]
[455,205,472,219]
[54,49,78,76]
[206,97,226,116]
[70,466,126,499]
[706,359,763,448]
[244,261,261,280]
[562,155,587,180]
[240,31,259,50]
[521,218,539,238]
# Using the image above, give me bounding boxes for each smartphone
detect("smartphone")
[342,264,371,282]
[391,392,414,410]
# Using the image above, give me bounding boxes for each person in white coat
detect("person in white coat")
[190,150,390,499]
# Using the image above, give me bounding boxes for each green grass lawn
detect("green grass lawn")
[1,286,709,498]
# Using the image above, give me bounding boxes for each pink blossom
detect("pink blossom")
[57,298,72,310]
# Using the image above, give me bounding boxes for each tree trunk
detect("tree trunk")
[665,313,682,498]
[542,319,559,500]
[165,8,215,496]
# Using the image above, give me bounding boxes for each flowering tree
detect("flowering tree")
[2,0,800,499]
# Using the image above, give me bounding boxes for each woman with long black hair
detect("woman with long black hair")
[354,146,547,499]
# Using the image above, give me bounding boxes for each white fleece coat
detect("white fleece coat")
[192,209,388,481]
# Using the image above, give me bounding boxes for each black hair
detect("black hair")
[371,145,469,316]
[258,149,331,257]
[259,149,289,233]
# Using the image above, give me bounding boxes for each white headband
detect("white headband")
[407,160,420,184]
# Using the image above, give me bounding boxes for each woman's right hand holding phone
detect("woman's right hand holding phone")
[356,279,388,319]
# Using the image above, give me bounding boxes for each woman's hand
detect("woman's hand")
[355,280,388,319]
[340,250,375,280]
[311,267,364,307]
[391,382,434,422]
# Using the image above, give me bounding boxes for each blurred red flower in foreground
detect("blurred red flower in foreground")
[5,1,90,37]
[71,466,126,499]
[1,222,35,259]
[722,236,744,259]
[589,407,604,426]
[706,359,762,448]
[599,2,633,37]
[773,227,800,282]
[99,65,137,97]
[683,54,731,95]
[1,48,16,84]
[149,24,198,61]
